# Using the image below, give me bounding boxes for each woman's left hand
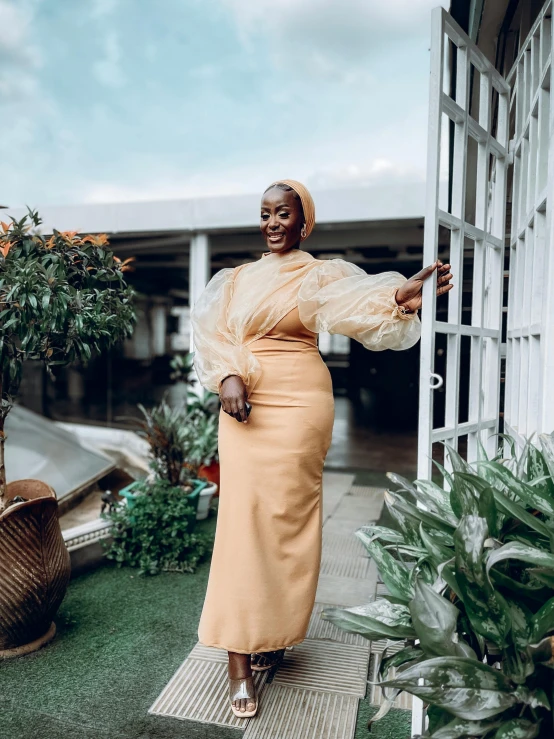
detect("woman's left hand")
[394,260,453,313]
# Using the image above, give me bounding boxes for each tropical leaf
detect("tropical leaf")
[384,490,456,536]
[355,536,413,602]
[539,432,554,482]
[419,524,453,565]
[321,600,416,641]
[449,473,480,518]
[486,542,554,575]
[381,656,517,720]
[531,597,554,642]
[385,471,418,496]
[480,461,554,518]
[409,580,476,659]
[431,717,503,738]
[412,479,458,526]
[493,718,540,739]
[356,525,404,546]
[454,516,511,645]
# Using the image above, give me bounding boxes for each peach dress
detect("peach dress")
[191,248,421,654]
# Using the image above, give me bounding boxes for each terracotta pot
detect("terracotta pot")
[0,480,71,658]
[198,461,220,495]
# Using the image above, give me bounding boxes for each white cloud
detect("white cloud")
[90,0,119,19]
[0,0,42,98]
[221,0,449,76]
[93,30,126,88]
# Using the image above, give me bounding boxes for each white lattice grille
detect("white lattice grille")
[418,8,510,481]
[504,2,553,444]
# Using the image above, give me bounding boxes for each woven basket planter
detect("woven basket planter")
[0,480,71,658]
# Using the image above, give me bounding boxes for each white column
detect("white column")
[189,232,210,352]
[151,303,167,356]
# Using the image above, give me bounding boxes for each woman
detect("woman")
[191,179,453,718]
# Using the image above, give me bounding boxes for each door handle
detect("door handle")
[430,372,444,389]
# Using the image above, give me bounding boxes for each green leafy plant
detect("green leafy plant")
[0,210,136,509]
[125,399,205,486]
[169,352,195,384]
[323,433,554,738]
[101,478,213,575]
[193,411,219,467]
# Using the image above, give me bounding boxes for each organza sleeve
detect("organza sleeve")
[298,259,421,351]
[190,269,261,394]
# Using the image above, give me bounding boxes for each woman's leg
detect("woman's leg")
[228,652,256,714]
[251,649,285,670]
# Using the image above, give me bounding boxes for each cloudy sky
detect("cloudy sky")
[1,0,448,207]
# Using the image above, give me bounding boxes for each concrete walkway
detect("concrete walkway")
[148,472,387,738]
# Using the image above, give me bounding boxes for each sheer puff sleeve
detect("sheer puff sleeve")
[190,269,261,394]
[298,259,421,351]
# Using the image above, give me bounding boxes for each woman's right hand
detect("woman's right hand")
[219,375,249,423]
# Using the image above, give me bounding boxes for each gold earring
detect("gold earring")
[301,224,307,239]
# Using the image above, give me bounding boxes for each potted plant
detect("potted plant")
[122,399,214,518]
[101,477,213,575]
[0,210,136,657]
[188,388,220,491]
[324,435,554,738]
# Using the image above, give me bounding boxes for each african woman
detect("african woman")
[191,179,453,718]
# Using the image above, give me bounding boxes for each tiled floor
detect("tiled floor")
[148,471,387,738]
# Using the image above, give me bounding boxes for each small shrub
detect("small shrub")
[101,478,214,576]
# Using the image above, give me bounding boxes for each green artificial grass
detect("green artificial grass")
[355,704,411,738]
[0,508,412,739]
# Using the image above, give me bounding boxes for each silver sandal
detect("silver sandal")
[229,675,257,718]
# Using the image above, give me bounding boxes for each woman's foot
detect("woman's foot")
[251,649,285,672]
[228,652,257,717]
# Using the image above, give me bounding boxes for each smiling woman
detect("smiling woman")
[190,179,453,719]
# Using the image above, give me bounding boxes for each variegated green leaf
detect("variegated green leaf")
[454,516,510,645]
[385,490,456,536]
[480,461,554,517]
[413,479,458,525]
[486,542,554,575]
[488,484,552,540]
[409,579,476,659]
[356,536,413,602]
[321,600,415,641]
[530,597,554,642]
[431,717,503,738]
[420,524,453,565]
[356,525,404,546]
[385,471,418,495]
[494,718,539,739]
[381,656,516,720]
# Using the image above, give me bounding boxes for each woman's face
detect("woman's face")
[260,187,304,254]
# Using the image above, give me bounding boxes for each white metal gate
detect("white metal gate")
[415,2,553,734]
[418,7,510,485]
[504,2,554,445]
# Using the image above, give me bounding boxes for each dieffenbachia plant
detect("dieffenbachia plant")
[324,434,554,739]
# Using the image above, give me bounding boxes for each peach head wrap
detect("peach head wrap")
[268,179,316,240]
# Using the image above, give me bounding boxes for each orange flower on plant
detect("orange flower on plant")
[83,233,109,246]
[46,236,56,249]
[119,257,136,273]
[1,221,12,233]
[59,231,80,242]
[0,241,13,258]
